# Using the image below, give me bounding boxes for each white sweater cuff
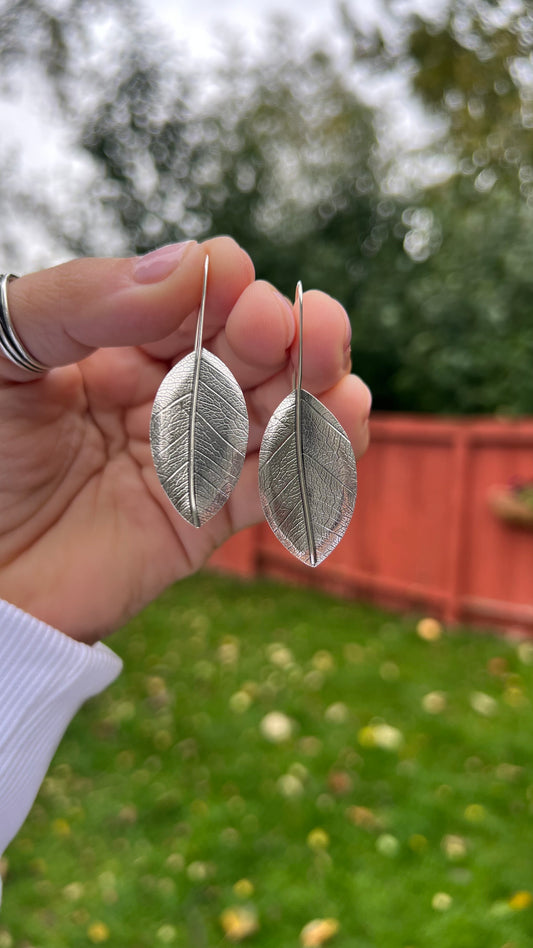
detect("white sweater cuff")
[0,600,122,874]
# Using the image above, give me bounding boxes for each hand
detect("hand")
[0,238,371,642]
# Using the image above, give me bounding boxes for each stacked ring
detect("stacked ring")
[0,274,49,373]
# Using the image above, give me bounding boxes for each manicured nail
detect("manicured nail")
[133,241,195,284]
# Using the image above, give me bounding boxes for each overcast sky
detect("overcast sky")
[145,0,446,61]
[1,0,449,271]
[146,0,374,59]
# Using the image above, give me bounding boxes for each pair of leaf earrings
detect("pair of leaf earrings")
[150,256,357,566]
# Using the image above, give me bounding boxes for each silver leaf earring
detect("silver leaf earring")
[150,255,249,527]
[258,282,357,566]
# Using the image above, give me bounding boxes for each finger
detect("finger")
[320,372,372,459]
[242,290,353,439]
[216,287,350,393]
[294,290,352,391]
[208,281,296,389]
[1,237,254,381]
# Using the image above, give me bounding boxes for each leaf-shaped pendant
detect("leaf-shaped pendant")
[258,283,357,566]
[150,256,248,527]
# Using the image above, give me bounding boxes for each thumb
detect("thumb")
[1,238,254,380]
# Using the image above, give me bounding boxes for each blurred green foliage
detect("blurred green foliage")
[0,0,532,414]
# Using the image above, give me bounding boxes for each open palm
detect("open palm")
[0,238,370,642]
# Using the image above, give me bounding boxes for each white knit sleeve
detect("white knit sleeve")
[0,600,122,905]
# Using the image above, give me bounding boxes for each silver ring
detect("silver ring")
[0,274,49,373]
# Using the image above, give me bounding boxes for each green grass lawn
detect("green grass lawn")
[2,572,533,947]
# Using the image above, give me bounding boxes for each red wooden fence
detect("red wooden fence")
[208,415,533,634]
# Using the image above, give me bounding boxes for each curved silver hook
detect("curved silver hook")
[293,280,317,566]
[194,254,209,356]
[189,254,210,527]
[296,279,304,394]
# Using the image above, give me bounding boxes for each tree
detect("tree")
[341,0,533,413]
[1,0,532,414]
[409,1,533,201]
[357,177,533,413]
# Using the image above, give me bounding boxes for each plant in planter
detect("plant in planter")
[488,478,533,529]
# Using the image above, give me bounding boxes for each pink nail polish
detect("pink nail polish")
[133,241,195,284]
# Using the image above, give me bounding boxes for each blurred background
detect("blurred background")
[1,0,533,414]
[2,2,533,946]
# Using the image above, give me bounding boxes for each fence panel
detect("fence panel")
[208,415,533,634]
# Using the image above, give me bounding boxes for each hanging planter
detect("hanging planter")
[488,479,533,529]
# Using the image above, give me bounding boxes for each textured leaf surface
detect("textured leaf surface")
[258,389,357,566]
[150,349,248,526]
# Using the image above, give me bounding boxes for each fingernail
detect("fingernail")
[133,241,195,284]
[274,291,296,345]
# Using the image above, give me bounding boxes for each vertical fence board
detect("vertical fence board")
[459,423,533,627]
